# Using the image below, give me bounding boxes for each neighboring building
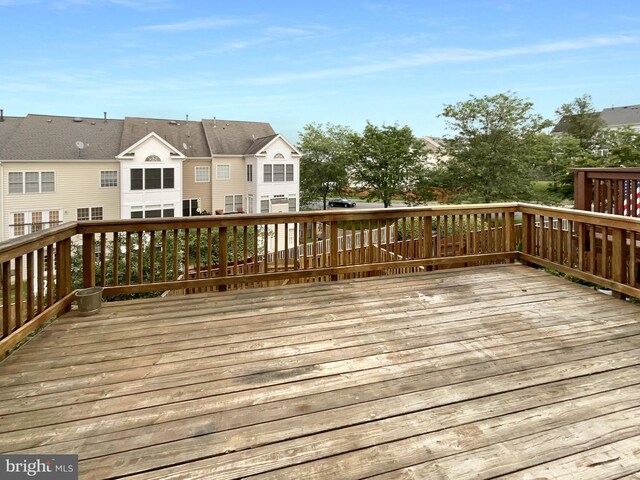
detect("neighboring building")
[0,112,301,243]
[421,136,447,167]
[552,103,640,134]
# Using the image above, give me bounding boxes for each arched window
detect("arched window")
[273,153,285,159]
[145,154,161,162]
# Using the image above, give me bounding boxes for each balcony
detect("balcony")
[1,204,639,478]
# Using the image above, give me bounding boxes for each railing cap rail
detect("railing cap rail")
[518,202,640,231]
[0,222,78,263]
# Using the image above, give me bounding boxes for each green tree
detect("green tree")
[600,127,640,167]
[424,92,551,203]
[350,122,426,207]
[555,94,605,149]
[299,123,354,209]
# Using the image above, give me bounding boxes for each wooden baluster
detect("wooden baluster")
[46,244,54,306]
[184,229,190,281]
[161,230,167,283]
[172,229,179,281]
[136,232,143,285]
[263,224,269,273]
[100,233,106,286]
[124,232,131,285]
[244,226,249,275]
[37,248,44,313]
[2,261,10,338]
[195,228,201,280]
[149,231,155,284]
[26,251,34,322]
[274,224,279,272]
[233,226,238,277]
[219,226,228,292]
[302,222,308,270]
[330,220,338,281]
[55,238,72,311]
[14,256,22,329]
[82,233,95,288]
[611,227,626,298]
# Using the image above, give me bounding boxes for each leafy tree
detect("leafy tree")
[600,126,640,167]
[423,92,551,203]
[299,123,354,209]
[555,94,605,149]
[350,122,426,207]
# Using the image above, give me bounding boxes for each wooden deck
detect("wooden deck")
[0,264,639,479]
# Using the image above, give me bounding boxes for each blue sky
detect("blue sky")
[1,0,639,141]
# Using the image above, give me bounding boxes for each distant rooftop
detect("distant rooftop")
[552,103,640,134]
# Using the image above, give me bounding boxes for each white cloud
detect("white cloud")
[140,17,250,32]
[244,35,640,85]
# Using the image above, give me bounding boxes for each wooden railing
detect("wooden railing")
[574,167,640,216]
[520,203,640,299]
[3,201,640,357]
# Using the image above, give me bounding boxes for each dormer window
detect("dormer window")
[145,154,161,162]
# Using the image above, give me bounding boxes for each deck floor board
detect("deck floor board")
[1,264,639,479]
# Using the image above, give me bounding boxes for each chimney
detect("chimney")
[0,109,4,122]
[103,112,107,123]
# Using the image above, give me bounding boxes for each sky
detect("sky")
[1,0,639,141]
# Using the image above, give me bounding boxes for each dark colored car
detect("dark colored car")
[328,198,356,208]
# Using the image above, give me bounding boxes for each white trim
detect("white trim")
[248,134,302,157]
[116,132,186,160]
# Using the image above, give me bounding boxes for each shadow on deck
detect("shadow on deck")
[0,264,639,479]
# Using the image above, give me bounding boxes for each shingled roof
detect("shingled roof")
[0,114,279,160]
[0,114,124,160]
[202,119,276,155]
[120,117,211,157]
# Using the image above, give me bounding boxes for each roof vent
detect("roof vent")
[73,117,83,122]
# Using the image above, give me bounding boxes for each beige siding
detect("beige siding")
[3,161,120,239]
[212,157,246,213]
[182,160,212,213]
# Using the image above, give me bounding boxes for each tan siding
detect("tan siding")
[182,160,212,213]
[3,161,120,239]
[212,158,246,212]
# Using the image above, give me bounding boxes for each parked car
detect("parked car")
[328,198,356,208]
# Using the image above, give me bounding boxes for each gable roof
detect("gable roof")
[202,119,276,155]
[0,117,24,158]
[244,134,279,155]
[117,131,186,159]
[120,117,210,157]
[0,114,124,160]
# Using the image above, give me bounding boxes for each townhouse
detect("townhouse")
[0,112,301,243]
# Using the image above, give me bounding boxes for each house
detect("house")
[552,103,640,134]
[0,112,301,242]
[421,136,447,167]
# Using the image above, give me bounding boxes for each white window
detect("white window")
[288,196,297,212]
[247,164,253,182]
[101,171,118,187]
[247,194,254,214]
[8,171,55,193]
[274,153,285,159]
[195,166,210,182]
[145,154,161,162]
[131,168,174,190]
[216,164,230,180]
[8,172,23,193]
[286,164,294,182]
[273,164,285,182]
[260,198,270,213]
[131,205,174,219]
[77,207,103,221]
[263,164,272,182]
[12,213,25,236]
[224,195,243,213]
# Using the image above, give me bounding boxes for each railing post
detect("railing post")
[505,211,515,263]
[55,237,72,312]
[330,220,339,281]
[611,227,626,299]
[574,170,592,212]
[219,226,228,292]
[82,233,96,288]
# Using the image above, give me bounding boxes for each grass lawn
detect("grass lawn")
[530,180,566,205]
